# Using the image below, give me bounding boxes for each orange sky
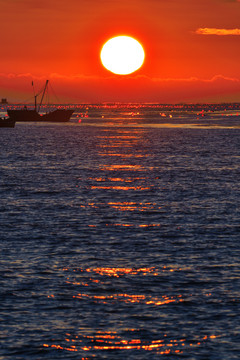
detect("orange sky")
[0,0,240,103]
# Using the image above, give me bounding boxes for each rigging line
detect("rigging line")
[8,81,46,106]
[48,82,61,104]
[13,95,37,106]
[45,84,50,110]
[38,80,49,112]
[35,83,46,98]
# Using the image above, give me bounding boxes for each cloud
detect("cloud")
[196,28,240,35]
[1,72,240,103]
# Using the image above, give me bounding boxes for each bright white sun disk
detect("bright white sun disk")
[100,36,145,75]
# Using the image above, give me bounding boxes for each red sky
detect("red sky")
[0,0,240,103]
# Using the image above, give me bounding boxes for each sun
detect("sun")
[100,36,145,75]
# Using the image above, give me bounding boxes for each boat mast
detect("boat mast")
[32,81,37,111]
[38,80,49,112]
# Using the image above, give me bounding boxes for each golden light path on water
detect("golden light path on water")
[42,125,221,357]
[44,266,218,356]
[0,102,238,359]
[43,334,218,355]
[79,128,161,227]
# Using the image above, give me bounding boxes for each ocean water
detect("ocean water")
[0,104,240,359]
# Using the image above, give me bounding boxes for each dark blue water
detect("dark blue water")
[1,105,240,359]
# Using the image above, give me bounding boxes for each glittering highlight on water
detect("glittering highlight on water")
[0,103,239,359]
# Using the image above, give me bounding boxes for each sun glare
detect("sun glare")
[100,36,145,75]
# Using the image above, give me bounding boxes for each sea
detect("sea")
[0,103,240,360]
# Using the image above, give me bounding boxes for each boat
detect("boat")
[7,80,74,122]
[0,117,15,128]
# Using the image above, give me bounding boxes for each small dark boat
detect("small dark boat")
[7,80,74,123]
[0,117,15,128]
[7,108,74,122]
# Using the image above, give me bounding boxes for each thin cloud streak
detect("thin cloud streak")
[1,73,240,103]
[1,72,239,83]
[196,28,240,35]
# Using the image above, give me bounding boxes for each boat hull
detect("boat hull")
[7,109,74,122]
[0,118,15,127]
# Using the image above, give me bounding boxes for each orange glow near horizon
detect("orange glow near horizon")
[1,0,240,102]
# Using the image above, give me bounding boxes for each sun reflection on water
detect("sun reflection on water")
[62,266,161,276]
[100,164,144,171]
[43,265,219,356]
[108,201,160,211]
[43,331,219,355]
[45,118,222,357]
[90,185,150,190]
[72,292,184,306]
[89,177,145,182]
[98,153,145,158]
